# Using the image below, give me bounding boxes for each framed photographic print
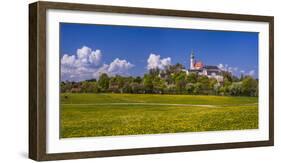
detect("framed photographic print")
[29,1,274,161]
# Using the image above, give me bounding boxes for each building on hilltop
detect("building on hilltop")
[183,50,224,83]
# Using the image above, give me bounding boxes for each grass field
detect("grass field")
[60,93,258,138]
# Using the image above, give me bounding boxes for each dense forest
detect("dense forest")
[61,63,258,96]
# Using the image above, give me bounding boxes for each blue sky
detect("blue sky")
[60,23,258,81]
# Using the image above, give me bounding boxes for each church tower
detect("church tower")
[190,50,195,70]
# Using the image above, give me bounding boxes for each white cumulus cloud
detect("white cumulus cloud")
[61,46,134,81]
[248,70,255,76]
[61,54,76,66]
[91,59,134,79]
[218,63,257,78]
[89,49,102,66]
[61,46,102,69]
[77,46,102,67]
[147,53,171,70]
[218,63,224,70]
[108,58,134,74]
[218,63,238,74]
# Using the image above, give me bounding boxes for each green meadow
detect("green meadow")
[60,93,258,138]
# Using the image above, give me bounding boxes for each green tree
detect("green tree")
[222,71,233,83]
[241,76,258,96]
[185,83,195,94]
[213,83,221,95]
[98,73,110,92]
[60,81,73,93]
[133,76,142,84]
[219,86,227,96]
[197,76,210,94]
[186,73,197,83]
[108,77,119,93]
[174,71,187,93]
[81,81,91,93]
[143,74,153,93]
[169,63,184,74]
[91,82,99,93]
[193,83,202,94]
[122,82,132,93]
[149,68,160,77]
[209,78,217,93]
[229,82,242,96]
[153,77,166,94]
[130,82,144,94]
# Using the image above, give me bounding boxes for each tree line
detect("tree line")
[61,63,258,96]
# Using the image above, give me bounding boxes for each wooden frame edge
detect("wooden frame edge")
[29,1,48,161]
[29,2,39,160]
[41,141,272,161]
[29,1,274,161]
[269,17,274,146]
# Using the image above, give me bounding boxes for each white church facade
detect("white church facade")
[183,51,224,83]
